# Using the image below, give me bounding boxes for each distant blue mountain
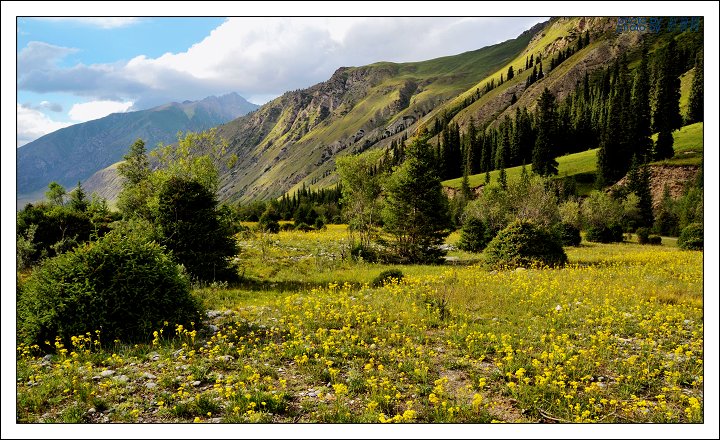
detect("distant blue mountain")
[17,92,258,201]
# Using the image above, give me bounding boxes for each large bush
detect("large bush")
[677,223,703,250]
[17,232,202,349]
[585,224,624,243]
[484,220,567,269]
[553,223,582,247]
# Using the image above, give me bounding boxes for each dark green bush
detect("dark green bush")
[677,223,703,250]
[647,235,662,245]
[585,224,624,243]
[258,215,280,233]
[280,223,295,232]
[457,217,494,252]
[371,269,404,287]
[553,223,581,247]
[313,217,326,230]
[350,242,380,263]
[17,232,202,350]
[484,220,568,269]
[294,222,314,232]
[636,227,651,244]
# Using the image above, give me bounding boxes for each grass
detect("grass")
[16,225,704,424]
[651,122,703,166]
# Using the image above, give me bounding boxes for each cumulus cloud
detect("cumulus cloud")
[68,100,133,122]
[17,17,546,109]
[16,104,71,147]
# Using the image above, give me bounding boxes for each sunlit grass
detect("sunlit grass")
[16,227,703,424]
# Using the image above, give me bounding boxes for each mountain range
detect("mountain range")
[20,17,702,207]
[16,93,258,207]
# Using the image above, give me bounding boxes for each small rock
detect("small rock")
[145,382,157,389]
[88,408,96,414]
[216,355,234,362]
[192,380,202,387]
[207,310,222,319]
[369,343,377,350]
[142,372,157,380]
[207,324,219,333]
[100,369,115,377]
[515,267,527,272]
[42,354,53,362]
[555,305,562,311]
[116,375,129,383]
[489,270,498,275]
[92,376,102,381]
[308,392,317,398]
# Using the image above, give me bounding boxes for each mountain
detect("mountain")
[78,17,702,205]
[16,93,258,205]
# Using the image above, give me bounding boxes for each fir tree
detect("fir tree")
[687,52,703,123]
[383,136,451,264]
[69,181,88,212]
[652,39,682,160]
[631,47,653,161]
[532,88,559,176]
[507,65,515,80]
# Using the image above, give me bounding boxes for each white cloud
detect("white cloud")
[34,17,141,29]
[68,100,133,122]
[18,17,548,110]
[16,104,71,147]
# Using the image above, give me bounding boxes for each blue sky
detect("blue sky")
[15,16,548,147]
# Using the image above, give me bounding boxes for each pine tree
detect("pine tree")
[498,166,508,190]
[507,65,515,80]
[626,157,654,228]
[69,181,88,212]
[532,88,559,176]
[631,47,653,161]
[510,93,517,105]
[485,170,491,185]
[687,52,703,123]
[652,39,682,160]
[383,136,451,263]
[118,139,150,186]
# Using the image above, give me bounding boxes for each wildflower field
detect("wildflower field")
[16,225,704,424]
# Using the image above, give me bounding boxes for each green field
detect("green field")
[16,225,703,424]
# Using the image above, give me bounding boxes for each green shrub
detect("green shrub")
[636,227,651,244]
[647,235,662,245]
[280,223,295,232]
[350,242,380,263]
[258,215,280,233]
[371,269,404,287]
[17,231,202,350]
[313,217,326,230]
[585,224,624,243]
[457,217,494,252]
[677,223,703,250]
[553,223,581,247]
[484,220,567,269]
[294,222,314,232]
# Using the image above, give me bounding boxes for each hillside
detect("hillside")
[17,93,258,206]
[209,22,546,202]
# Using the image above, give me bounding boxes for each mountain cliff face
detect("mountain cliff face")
[211,23,544,202]
[16,93,258,204]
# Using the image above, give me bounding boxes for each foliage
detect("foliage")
[336,149,386,248]
[553,223,581,247]
[17,231,202,349]
[484,220,567,269]
[157,177,239,282]
[383,136,451,264]
[371,269,404,287]
[585,225,624,244]
[647,235,662,245]
[677,223,703,250]
[532,88,559,176]
[686,53,703,123]
[45,182,66,206]
[457,217,493,253]
[636,227,651,245]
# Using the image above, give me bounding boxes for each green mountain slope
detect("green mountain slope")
[17,93,258,204]
[210,22,546,202]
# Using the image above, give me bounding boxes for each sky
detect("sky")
[15,15,547,147]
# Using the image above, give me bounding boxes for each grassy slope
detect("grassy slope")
[443,122,704,190]
[679,68,695,120]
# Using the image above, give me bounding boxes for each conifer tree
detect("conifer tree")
[687,52,703,123]
[652,39,682,160]
[631,47,653,161]
[532,88,559,176]
[383,136,451,264]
